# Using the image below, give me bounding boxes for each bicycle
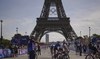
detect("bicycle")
[35,51,38,59]
[54,51,70,59]
[62,51,70,59]
[95,52,100,59]
[85,50,100,59]
[85,52,94,59]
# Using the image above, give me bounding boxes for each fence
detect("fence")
[0,49,27,59]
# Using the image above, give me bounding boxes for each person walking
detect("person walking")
[9,44,14,57]
[50,44,54,55]
[37,44,41,55]
[74,38,80,55]
[14,45,18,57]
[28,39,36,59]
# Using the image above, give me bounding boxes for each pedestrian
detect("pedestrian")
[28,39,36,59]
[74,38,80,55]
[83,44,87,55]
[79,37,83,56]
[9,44,14,57]
[79,42,82,56]
[50,44,54,55]
[37,44,41,55]
[13,45,18,57]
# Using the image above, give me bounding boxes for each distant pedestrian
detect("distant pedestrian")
[79,42,82,56]
[13,45,18,57]
[74,38,80,55]
[78,37,83,56]
[50,44,54,55]
[9,44,14,57]
[83,44,87,55]
[28,39,36,59]
[37,44,41,55]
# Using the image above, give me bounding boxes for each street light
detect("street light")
[80,31,82,37]
[0,20,3,44]
[16,27,18,34]
[89,27,91,38]
[89,27,91,42]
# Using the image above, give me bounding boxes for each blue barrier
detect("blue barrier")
[0,49,4,59]
[18,49,27,55]
[0,49,11,58]
[3,49,11,58]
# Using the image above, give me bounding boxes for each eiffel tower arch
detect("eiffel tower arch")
[30,0,77,42]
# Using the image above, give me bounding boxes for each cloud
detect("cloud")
[1,0,100,41]
[70,7,100,36]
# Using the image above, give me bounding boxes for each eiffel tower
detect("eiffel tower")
[30,0,77,42]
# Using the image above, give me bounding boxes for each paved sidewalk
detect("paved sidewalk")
[4,48,85,59]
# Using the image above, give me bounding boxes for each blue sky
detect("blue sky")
[0,0,100,42]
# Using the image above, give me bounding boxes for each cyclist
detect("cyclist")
[53,41,63,58]
[96,39,100,52]
[88,42,98,58]
[54,41,61,54]
[96,40,100,58]
[62,40,69,53]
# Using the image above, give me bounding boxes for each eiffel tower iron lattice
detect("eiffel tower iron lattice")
[30,0,77,42]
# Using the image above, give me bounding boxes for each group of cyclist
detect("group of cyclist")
[49,35,100,59]
[87,41,100,59]
[74,36,100,59]
[50,40,70,59]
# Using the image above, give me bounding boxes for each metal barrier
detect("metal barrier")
[0,49,27,59]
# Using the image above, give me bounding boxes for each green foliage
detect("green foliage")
[92,34,100,38]
[0,38,10,47]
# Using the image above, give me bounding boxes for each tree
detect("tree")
[1,38,10,47]
[92,34,100,38]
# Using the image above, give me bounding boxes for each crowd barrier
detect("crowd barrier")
[18,49,27,55]
[0,49,27,59]
[0,49,4,58]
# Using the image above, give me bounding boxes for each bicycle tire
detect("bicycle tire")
[85,54,94,59]
[63,54,70,59]
[95,53,100,59]
[35,54,38,59]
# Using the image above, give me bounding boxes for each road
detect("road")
[4,48,86,59]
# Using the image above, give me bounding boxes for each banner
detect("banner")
[0,49,4,58]
[18,49,27,55]
[0,49,27,58]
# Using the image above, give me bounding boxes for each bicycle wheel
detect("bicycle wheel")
[58,55,63,59]
[95,53,100,59]
[51,54,54,59]
[67,54,70,59]
[85,54,94,59]
[63,54,70,59]
[35,54,38,59]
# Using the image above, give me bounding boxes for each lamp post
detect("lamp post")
[16,27,18,34]
[89,27,91,38]
[89,27,91,42]
[80,31,82,37]
[0,20,3,44]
